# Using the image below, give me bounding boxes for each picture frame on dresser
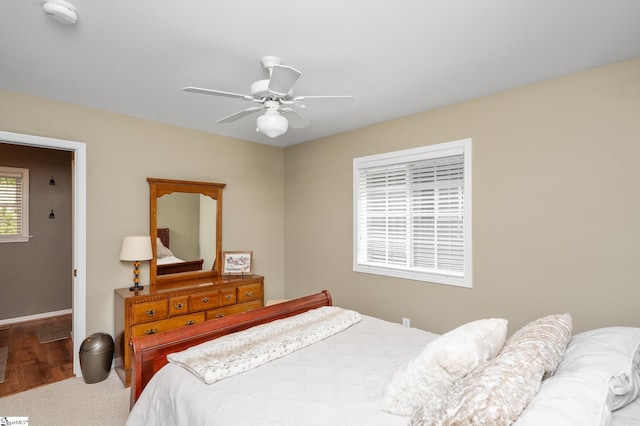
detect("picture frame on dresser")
[222,251,253,275]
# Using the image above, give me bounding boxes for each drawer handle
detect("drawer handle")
[215,313,224,318]
[246,291,254,297]
[184,320,195,326]
[174,302,184,310]
[146,309,156,317]
[144,328,157,335]
[201,297,210,303]
[225,294,233,300]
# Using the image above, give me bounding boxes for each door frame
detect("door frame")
[0,130,86,377]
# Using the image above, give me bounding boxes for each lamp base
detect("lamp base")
[129,284,144,292]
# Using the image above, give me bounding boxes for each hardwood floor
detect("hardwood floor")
[0,314,73,398]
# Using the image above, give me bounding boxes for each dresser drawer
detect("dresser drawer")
[237,283,262,302]
[131,300,168,325]
[169,295,189,316]
[131,312,205,337]
[206,300,263,320]
[189,290,221,312]
[114,274,265,388]
[220,287,236,306]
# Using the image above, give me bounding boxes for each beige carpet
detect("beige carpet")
[36,323,71,344]
[0,347,7,383]
[0,371,129,425]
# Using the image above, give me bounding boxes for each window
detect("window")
[353,139,472,287]
[0,166,30,243]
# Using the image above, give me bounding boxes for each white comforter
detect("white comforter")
[167,306,362,384]
[126,314,438,426]
[156,255,185,265]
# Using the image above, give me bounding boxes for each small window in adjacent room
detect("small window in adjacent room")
[0,166,30,243]
[353,139,472,288]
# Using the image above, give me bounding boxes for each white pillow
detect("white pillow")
[515,327,640,425]
[381,318,507,416]
[411,313,572,426]
[515,370,612,426]
[156,237,174,258]
[567,327,640,410]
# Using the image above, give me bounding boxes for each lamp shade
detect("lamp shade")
[256,110,288,138]
[119,236,153,261]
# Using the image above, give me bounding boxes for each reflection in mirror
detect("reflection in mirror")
[148,178,225,292]
[199,195,217,271]
[156,193,217,272]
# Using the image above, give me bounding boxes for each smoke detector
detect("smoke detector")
[42,0,78,24]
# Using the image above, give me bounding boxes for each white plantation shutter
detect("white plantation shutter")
[0,167,30,242]
[353,139,472,287]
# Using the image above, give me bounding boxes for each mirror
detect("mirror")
[148,178,226,292]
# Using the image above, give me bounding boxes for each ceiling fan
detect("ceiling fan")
[183,56,355,138]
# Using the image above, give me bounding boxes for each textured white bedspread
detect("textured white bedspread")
[167,306,362,384]
[126,314,438,426]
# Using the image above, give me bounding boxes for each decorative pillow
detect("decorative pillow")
[515,327,640,425]
[411,313,572,426]
[381,318,508,416]
[156,237,174,258]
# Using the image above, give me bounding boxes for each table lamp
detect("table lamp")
[120,236,153,291]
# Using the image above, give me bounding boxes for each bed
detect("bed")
[156,227,204,275]
[126,291,640,425]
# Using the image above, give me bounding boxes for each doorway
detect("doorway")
[0,130,86,377]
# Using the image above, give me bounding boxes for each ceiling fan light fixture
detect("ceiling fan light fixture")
[183,56,354,139]
[256,110,288,138]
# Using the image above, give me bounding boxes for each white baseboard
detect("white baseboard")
[0,309,73,326]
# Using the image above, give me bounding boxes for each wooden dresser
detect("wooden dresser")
[114,274,264,386]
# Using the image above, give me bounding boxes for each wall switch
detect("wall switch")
[402,317,410,328]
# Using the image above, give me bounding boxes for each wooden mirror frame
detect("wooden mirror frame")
[148,178,226,292]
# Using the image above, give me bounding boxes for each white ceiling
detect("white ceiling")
[1,1,639,148]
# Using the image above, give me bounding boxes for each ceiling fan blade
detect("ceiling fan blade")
[280,108,310,129]
[183,86,255,102]
[268,65,302,97]
[216,106,263,123]
[293,95,355,108]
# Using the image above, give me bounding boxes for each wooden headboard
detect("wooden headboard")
[157,227,170,248]
[129,290,333,408]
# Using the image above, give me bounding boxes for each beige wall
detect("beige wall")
[0,91,285,337]
[284,58,640,335]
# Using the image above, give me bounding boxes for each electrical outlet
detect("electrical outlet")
[402,317,410,328]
